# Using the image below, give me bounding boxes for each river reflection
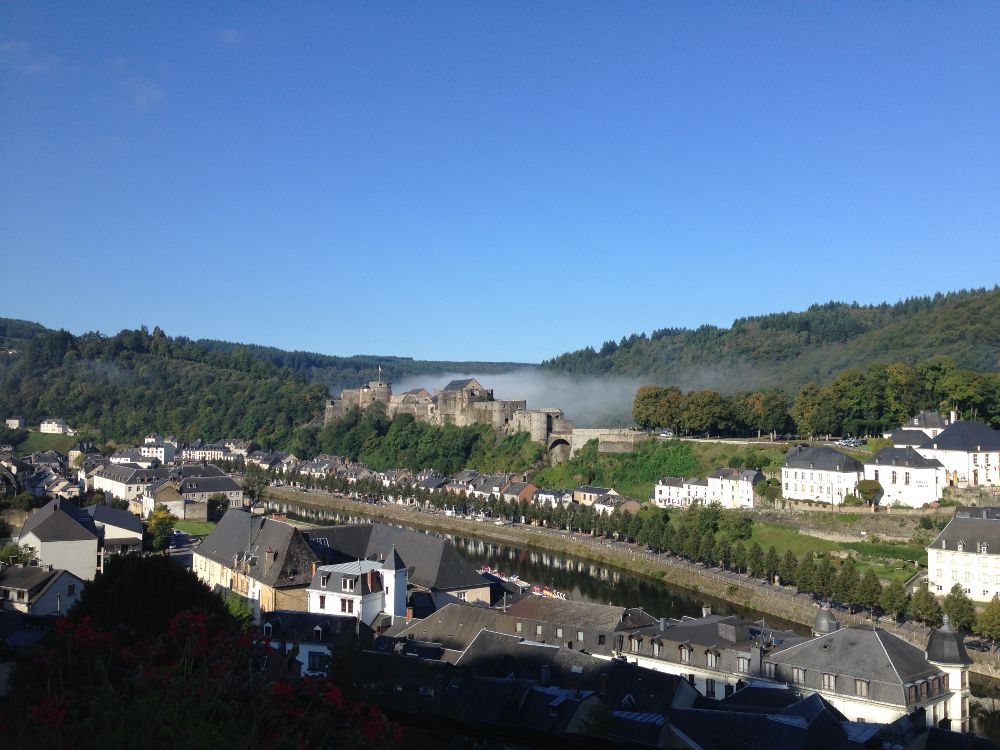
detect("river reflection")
[265,500,805,632]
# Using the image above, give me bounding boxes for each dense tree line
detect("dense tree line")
[292,403,545,476]
[0,324,329,446]
[197,339,524,393]
[543,287,1000,392]
[632,356,1000,437]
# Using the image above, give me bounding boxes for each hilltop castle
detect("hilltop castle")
[324,377,649,460]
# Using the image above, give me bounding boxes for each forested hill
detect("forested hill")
[540,288,1000,392]
[0,321,523,447]
[194,340,526,393]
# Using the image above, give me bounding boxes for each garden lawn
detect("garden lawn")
[750,522,840,557]
[174,520,216,537]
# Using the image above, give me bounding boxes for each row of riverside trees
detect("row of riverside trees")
[277,470,1000,643]
[633,356,1000,438]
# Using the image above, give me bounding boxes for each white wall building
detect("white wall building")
[927,507,1000,602]
[863,446,944,507]
[0,564,85,616]
[307,550,407,627]
[781,446,862,504]
[652,477,709,508]
[707,468,763,509]
[40,418,75,435]
[915,421,1000,489]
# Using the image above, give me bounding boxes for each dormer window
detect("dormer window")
[342,578,355,592]
[313,625,323,641]
[982,543,989,554]
[320,574,329,588]
[957,541,965,553]
[262,622,272,638]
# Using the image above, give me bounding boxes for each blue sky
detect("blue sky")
[2,3,998,363]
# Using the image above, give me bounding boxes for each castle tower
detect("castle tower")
[926,614,973,732]
[381,545,408,623]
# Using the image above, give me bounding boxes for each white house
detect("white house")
[40,418,75,436]
[927,506,1000,602]
[707,468,763,509]
[91,464,169,503]
[0,563,85,616]
[533,488,573,508]
[16,499,100,580]
[260,610,360,676]
[139,439,175,464]
[863,446,944,507]
[915,421,1000,489]
[781,446,862,504]
[5,417,25,430]
[898,411,953,439]
[652,476,708,508]
[307,548,407,628]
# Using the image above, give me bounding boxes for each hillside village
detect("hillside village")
[2,401,1000,745]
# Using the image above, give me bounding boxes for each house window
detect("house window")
[706,651,718,669]
[342,578,355,592]
[536,625,544,637]
[957,542,964,553]
[320,574,329,588]
[653,642,661,657]
[628,636,640,653]
[856,680,870,698]
[873,470,879,482]
[679,646,690,664]
[706,678,716,698]
[318,595,326,610]
[577,630,584,642]
[891,471,897,485]
[982,544,989,554]
[340,599,353,614]
[307,652,326,673]
[737,657,750,674]
[556,628,563,638]
[457,591,467,601]
[764,662,775,679]
[598,634,606,646]
[822,673,836,690]
[516,622,523,633]
[67,584,76,596]
[792,667,805,684]
[905,472,910,486]
[907,685,916,702]
[920,681,929,699]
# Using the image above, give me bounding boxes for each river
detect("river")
[266,497,1000,740]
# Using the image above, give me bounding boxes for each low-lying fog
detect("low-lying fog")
[392,368,644,428]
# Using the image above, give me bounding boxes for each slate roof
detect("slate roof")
[886,428,931,447]
[576,484,613,495]
[85,504,142,534]
[177,475,241,494]
[310,560,384,595]
[393,602,504,651]
[783,445,862,473]
[303,523,488,592]
[657,477,684,487]
[763,625,942,708]
[260,610,358,646]
[169,464,227,479]
[929,507,1000,554]
[18,499,97,543]
[906,411,950,430]
[0,564,58,591]
[196,509,316,588]
[442,378,482,391]
[919,421,1000,452]
[97,464,169,485]
[925,620,973,666]
[503,596,632,632]
[865,446,943,470]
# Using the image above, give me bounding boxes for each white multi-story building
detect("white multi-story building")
[307,550,407,627]
[781,446,862,504]
[915,421,1000,489]
[707,468,764,509]
[927,507,1000,602]
[652,477,708,508]
[39,418,75,435]
[863,446,944,507]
